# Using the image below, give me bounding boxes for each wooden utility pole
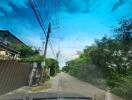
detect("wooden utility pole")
[43,23,51,59]
[56,50,60,61]
[29,0,52,83]
[40,23,51,80]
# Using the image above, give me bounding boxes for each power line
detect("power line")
[40,0,59,58]
[48,40,56,58]
[40,0,58,55]
[41,0,61,54]
[54,0,61,58]
[32,0,56,58]
[29,0,56,58]
[40,0,50,22]
[29,0,46,37]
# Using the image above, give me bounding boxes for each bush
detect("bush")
[110,76,132,100]
[23,54,44,63]
[41,75,50,83]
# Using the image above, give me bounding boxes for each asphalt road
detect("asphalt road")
[48,72,124,100]
[0,72,124,100]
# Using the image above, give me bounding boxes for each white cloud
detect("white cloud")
[56,35,94,67]
[0,0,28,15]
[0,1,13,13]
[38,35,91,68]
[11,0,28,8]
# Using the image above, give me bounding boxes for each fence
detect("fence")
[0,60,32,95]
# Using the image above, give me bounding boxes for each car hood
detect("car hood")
[0,92,92,100]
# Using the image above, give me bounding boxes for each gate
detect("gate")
[0,60,31,95]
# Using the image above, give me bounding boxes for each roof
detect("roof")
[0,30,25,45]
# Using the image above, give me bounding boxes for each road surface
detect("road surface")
[0,72,124,100]
[47,72,124,100]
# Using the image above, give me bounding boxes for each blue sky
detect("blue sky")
[0,0,132,67]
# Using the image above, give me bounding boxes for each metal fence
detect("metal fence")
[0,60,31,95]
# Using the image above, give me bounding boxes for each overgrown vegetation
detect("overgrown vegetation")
[45,58,59,76]
[12,44,59,84]
[12,44,44,62]
[62,18,132,99]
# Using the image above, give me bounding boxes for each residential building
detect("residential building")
[0,30,25,60]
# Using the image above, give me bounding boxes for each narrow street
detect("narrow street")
[0,72,124,100]
[0,0,132,100]
[49,72,124,100]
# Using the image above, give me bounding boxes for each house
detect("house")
[0,30,25,60]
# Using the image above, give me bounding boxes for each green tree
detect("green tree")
[115,18,132,50]
[12,44,44,62]
[63,18,132,99]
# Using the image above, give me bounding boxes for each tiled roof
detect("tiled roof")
[0,30,25,45]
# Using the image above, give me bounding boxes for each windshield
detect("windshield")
[0,0,132,100]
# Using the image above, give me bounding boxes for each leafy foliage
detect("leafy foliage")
[23,54,44,62]
[45,58,59,76]
[63,18,132,99]
[12,44,44,62]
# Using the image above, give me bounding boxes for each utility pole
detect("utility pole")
[29,0,52,83]
[43,23,51,59]
[40,23,51,80]
[56,50,60,61]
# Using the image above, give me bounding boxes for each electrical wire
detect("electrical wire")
[29,0,56,58]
